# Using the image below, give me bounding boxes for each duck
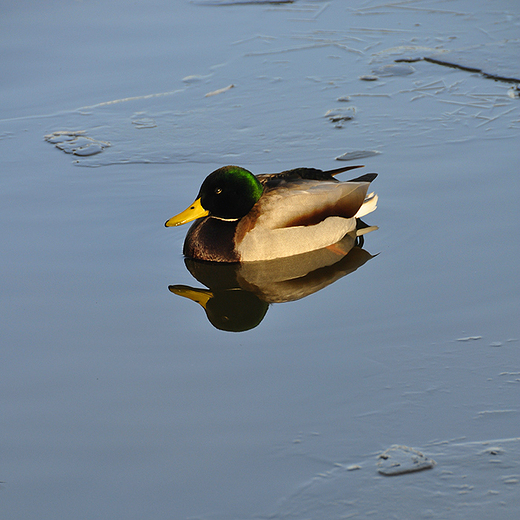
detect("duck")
[165,165,378,262]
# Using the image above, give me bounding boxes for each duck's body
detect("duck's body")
[166,165,378,263]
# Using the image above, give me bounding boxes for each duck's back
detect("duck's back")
[251,178,371,229]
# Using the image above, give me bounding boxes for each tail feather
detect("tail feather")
[354,192,378,219]
[347,172,378,183]
[325,164,365,176]
[356,224,378,236]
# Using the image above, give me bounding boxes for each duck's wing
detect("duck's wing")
[256,165,371,186]
[235,172,378,262]
[249,177,375,229]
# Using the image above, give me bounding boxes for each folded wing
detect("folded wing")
[254,179,372,229]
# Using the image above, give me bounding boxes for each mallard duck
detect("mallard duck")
[165,165,378,262]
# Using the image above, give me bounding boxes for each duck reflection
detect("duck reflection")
[169,228,376,332]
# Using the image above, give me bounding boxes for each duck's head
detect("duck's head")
[165,166,264,227]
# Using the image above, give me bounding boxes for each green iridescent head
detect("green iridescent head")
[198,166,264,219]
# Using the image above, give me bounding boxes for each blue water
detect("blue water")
[1,1,519,519]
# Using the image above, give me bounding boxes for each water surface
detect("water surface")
[1,1,519,519]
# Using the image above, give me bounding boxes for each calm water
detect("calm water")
[1,1,519,519]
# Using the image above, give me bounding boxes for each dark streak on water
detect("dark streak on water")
[396,56,520,84]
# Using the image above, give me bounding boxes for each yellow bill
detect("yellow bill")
[165,197,209,227]
[169,285,213,310]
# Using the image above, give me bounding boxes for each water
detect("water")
[1,1,519,519]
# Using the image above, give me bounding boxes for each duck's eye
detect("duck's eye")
[214,187,222,195]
